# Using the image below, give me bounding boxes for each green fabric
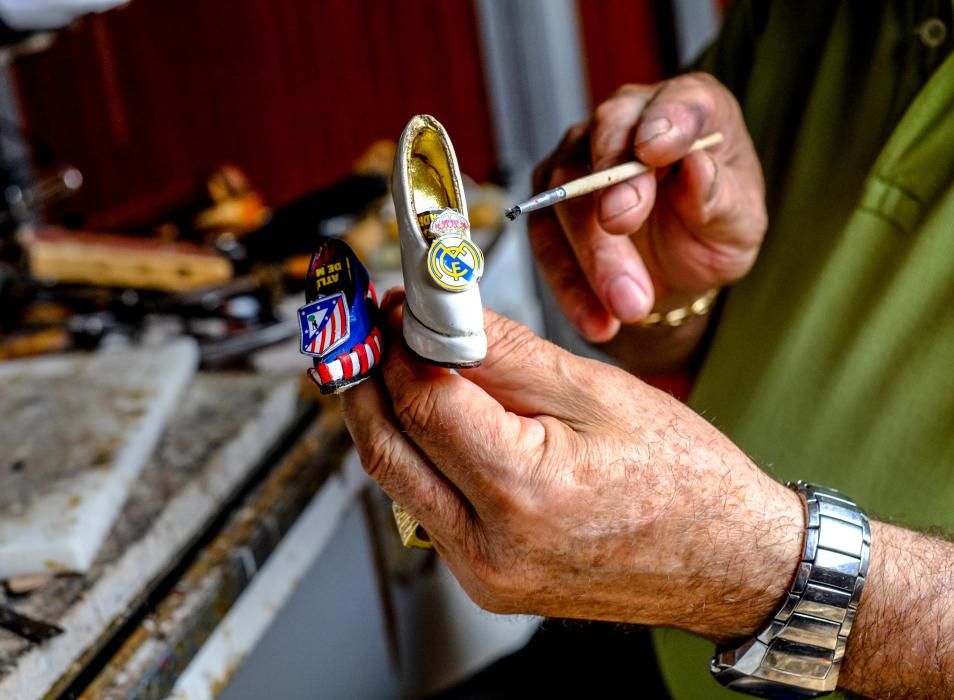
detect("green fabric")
[652,1,954,697]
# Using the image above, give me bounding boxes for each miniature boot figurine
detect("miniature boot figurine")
[298,238,383,394]
[393,114,487,367]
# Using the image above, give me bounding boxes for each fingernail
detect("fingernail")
[607,276,650,322]
[600,181,641,220]
[636,117,671,145]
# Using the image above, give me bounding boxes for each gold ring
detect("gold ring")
[392,502,433,549]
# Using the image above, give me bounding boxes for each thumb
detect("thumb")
[460,310,607,426]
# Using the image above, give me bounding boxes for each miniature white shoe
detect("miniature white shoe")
[393,114,486,367]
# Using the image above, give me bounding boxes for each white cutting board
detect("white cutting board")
[0,339,197,578]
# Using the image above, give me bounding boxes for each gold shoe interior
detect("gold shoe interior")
[409,126,463,236]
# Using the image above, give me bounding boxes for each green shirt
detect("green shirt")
[653,1,954,697]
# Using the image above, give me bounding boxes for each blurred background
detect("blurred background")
[0,2,726,699]
[11,0,722,226]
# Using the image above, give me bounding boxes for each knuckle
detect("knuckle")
[718,190,748,227]
[680,98,713,133]
[610,82,651,100]
[566,121,588,143]
[593,97,625,126]
[681,72,741,125]
[548,163,575,189]
[719,189,768,240]
[393,381,441,433]
[678,71,713,90]
[678,71,723,102]
[589,235,626,267]
[689,239,751,282]
[484,314,535,362]
[362,430,399,482]
[669,74,718,120]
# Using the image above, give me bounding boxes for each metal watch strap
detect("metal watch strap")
[710,481,871,697]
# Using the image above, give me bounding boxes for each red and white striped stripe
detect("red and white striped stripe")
[309,327,383,389]
[305,294,349,356]
[321,295,348,354]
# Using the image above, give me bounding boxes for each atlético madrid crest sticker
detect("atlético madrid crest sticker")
[299,291,350,358]
[426,209,484,292]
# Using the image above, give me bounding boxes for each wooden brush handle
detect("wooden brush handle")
[561,131,724,199]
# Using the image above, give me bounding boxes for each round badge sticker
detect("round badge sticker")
[427,234,484,292]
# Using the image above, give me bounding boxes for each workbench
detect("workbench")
[0,367,367,699]
[0,221,544,700]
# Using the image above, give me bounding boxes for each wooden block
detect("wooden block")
[27,227,233,292]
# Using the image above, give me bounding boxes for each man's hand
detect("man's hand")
[530,73,766,361]
[344,297,954,697]
[343,294,802,639]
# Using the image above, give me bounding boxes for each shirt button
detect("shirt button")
[916,17,948,48]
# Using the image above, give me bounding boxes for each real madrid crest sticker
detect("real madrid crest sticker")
[425,209,484,292]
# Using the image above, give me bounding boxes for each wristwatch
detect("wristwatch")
[710,481,871,697]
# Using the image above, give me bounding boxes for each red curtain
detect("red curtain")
[14,0,496,230]
[576,0,668,107]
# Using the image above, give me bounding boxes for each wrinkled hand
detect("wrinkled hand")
[531,72,766,342]
[343,294,801,640]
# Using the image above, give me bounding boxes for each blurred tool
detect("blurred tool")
[0,166,83,332]
[153,165,270,249]
[192,164,270,240]
[240,174,388,264]
[505,132,723,220]
[1,268,288,364]
[0,166,81,228]
[0,603,63,644]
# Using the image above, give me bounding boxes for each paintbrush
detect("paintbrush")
[505,131,724,220]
